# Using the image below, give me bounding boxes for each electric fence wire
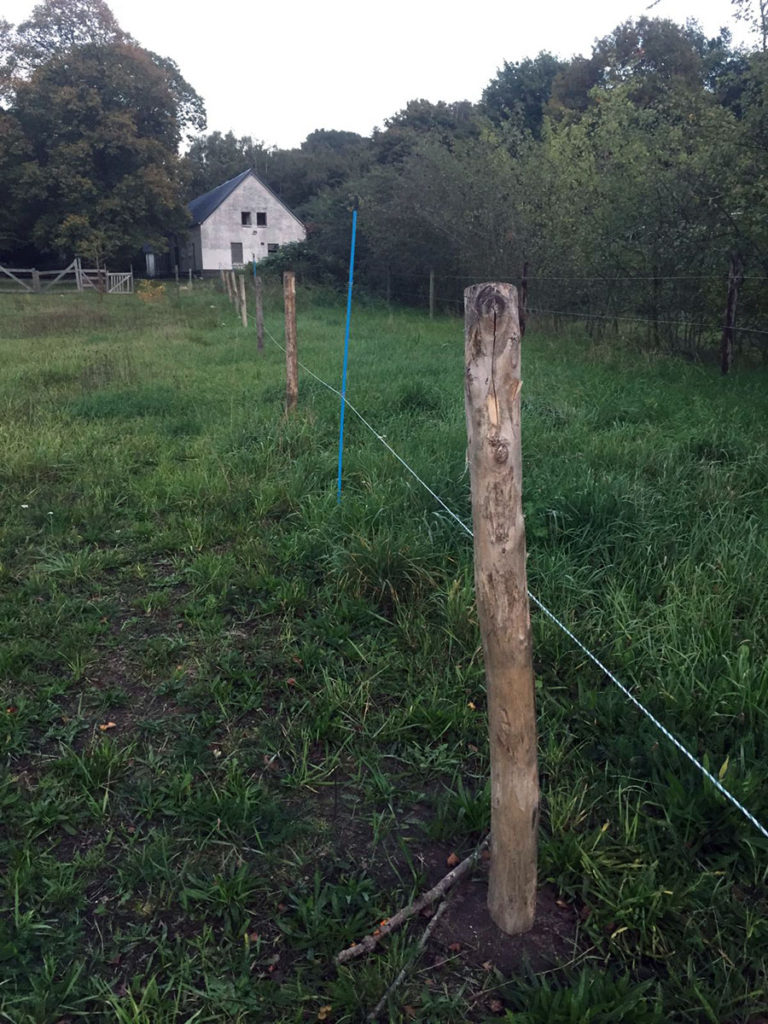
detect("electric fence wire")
[256,314,768,844]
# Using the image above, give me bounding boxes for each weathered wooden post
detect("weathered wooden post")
[253,274,265,352]
[237,274,248,328]
[283,270,298,413]
[188,268,192,286]
[31,269,41,293]
[720,252,743,376]
[464,282,538,936]
[429,268,435,320]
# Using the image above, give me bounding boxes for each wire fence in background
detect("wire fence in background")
[254,313,768,844]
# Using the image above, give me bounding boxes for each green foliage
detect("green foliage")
[0,0,204,265]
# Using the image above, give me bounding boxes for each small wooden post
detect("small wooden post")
[720,252,744,376]
[237,274,248,327]
[429,268,435,320]
[253,274,265,352]
[31,269,41,293]
[188,267,192,286]
[175,264,180,284]
[464,282,538,936]
[283,270,298,413]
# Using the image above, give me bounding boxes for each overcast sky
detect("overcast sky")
[4,0,751,149]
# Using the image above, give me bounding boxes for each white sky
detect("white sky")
[4,0,751,149]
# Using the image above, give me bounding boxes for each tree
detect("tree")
[183,131,272,198]
[5,41,199,264]
[732,0,768,51]
[482,53,564,137]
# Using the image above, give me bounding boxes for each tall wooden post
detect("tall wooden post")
[429,269,435,320]
[464,282,538,936]
[283,271,298,413]
[188,268,192,286]
[253,274,265,352]
[31,269,41,293]
[237,274,248,327]
[720,252,743,376]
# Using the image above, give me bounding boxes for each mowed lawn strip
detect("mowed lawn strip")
[1,285,767,1023]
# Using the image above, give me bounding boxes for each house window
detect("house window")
[241,211,251,226]
[256,212,267,227]
[267,243,279,254]
[230,242,244,265]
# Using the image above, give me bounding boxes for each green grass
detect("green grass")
[1,283,767,1022]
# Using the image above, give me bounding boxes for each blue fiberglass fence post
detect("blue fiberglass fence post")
[336,202,358,503]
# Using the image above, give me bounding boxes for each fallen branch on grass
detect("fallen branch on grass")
[366,895,450,1021]
[335,835,489,965]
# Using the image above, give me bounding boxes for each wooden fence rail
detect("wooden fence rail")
[0,258,133,294]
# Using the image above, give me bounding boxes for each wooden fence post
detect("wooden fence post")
[253,274,265,352]
[31,269,41,293]
[464,282,538,936]
[237,274,248,328]
[721,252,744,376]
[283,270,298,413]
[429,269,435,320]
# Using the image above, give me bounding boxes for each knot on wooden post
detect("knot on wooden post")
[472,284,510,322]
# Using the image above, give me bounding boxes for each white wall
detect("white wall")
[198,176,305,270]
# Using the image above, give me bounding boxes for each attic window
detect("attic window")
[256,212,267,227]
[241,211,251,226]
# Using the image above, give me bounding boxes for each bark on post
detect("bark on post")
[283,270,298,413]
[721,252,744,376]
[429,269,435,320]
[464,282,538,936]
[253,274,265,351]
[237,274,248,328]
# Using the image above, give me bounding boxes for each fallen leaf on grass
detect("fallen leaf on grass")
[446,852,460,868]
[286,677,297,687]
[488,998,505,1013]
[5,706,17,714]
[317,1006,332,1021]
[447,942,462,953]
[98,722,116,731]
[404,1007,418,1020]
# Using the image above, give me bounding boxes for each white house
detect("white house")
[179,169,306,274]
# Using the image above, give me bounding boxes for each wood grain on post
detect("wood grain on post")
[283,270,298,413]
[464,282,538,936]
[237,274,248,327]
[253,274,265,351]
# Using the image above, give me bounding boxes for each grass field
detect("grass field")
[1,282,767,1023]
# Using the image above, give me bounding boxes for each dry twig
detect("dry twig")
[366,896,450,1021]
[335,835,489,965]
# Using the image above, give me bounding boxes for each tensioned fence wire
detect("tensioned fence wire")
[255,314,768,844]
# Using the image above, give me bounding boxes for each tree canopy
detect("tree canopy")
[0,0,204,265]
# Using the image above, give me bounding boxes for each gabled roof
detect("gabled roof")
[187,168,304,231]
[187,169,252,226]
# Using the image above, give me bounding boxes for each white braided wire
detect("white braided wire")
[259,320,768,843]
